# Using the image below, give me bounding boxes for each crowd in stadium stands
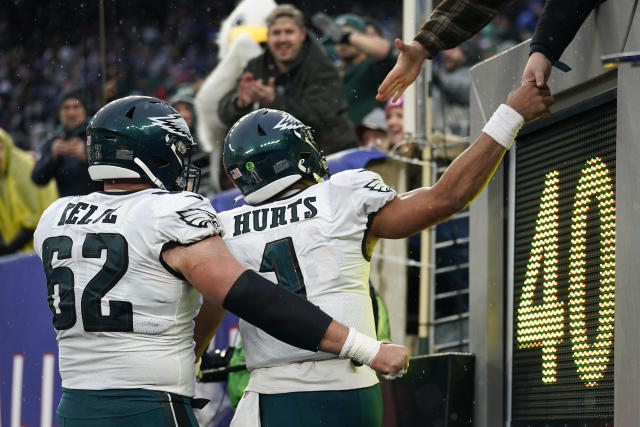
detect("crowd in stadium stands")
[0,13,218,152]
[0,0,542,257]
[0,1,539,152]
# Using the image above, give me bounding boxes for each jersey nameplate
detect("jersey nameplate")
[233,196,318,236]
[57,202,119,226]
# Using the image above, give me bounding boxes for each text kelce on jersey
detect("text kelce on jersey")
[56,202,119,226]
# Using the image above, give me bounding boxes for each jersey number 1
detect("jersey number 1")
[42,233,133,332]
[260,237,307,298]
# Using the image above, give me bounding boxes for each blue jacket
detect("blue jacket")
[31,120,102,197]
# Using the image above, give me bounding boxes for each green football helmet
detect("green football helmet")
[87,95,200,192]
[223,108,330,204]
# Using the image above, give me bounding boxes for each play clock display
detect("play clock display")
[511,92,616,426]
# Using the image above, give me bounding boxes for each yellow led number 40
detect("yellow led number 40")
[516,157,615,387]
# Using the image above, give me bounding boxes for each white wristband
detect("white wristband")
[482,104,524,149]
[339,327,381,367]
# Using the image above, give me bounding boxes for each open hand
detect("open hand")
[506,80,554,122]
[236,72,255,108]
[369,342,410,379]
[376,39,430,102]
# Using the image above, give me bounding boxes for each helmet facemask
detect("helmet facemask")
[296,127,330,183]
[165,134,200,192]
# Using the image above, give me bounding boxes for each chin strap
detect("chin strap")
[134,157,166,190]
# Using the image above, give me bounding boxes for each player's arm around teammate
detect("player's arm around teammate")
[162,232,409,377]
[369,81,553,246]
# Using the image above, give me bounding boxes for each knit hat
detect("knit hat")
[169,85,195,107]
[355,108,387,141]
[335,14,366,33]
[58,87,87,110]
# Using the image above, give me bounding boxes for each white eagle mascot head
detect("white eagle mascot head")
[194,0,277,193]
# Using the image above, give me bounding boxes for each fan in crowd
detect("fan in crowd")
[31,88,102,197]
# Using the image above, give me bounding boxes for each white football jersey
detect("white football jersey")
[34,189,223,397]
[219,169,396,393]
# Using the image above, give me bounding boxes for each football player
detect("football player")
[219,80,553,426]
[33,96,409,426]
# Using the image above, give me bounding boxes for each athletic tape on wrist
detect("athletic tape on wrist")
[482,104,524,149]
[339,327,381,366]
[339,327,356,358]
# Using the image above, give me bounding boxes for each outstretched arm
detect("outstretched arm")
[377,0,509,101]
[311,12,391,60]
[346,31,392,61]
[522,0,601,87]
[370,81,553,240]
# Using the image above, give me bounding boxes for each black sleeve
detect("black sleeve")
[31,139,57,186]
[531,0,601,64]
[222,269,333,352]
[414,0,510,57]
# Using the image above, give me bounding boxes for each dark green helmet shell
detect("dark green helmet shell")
[223,109,330,204]
[87,95,199,191]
